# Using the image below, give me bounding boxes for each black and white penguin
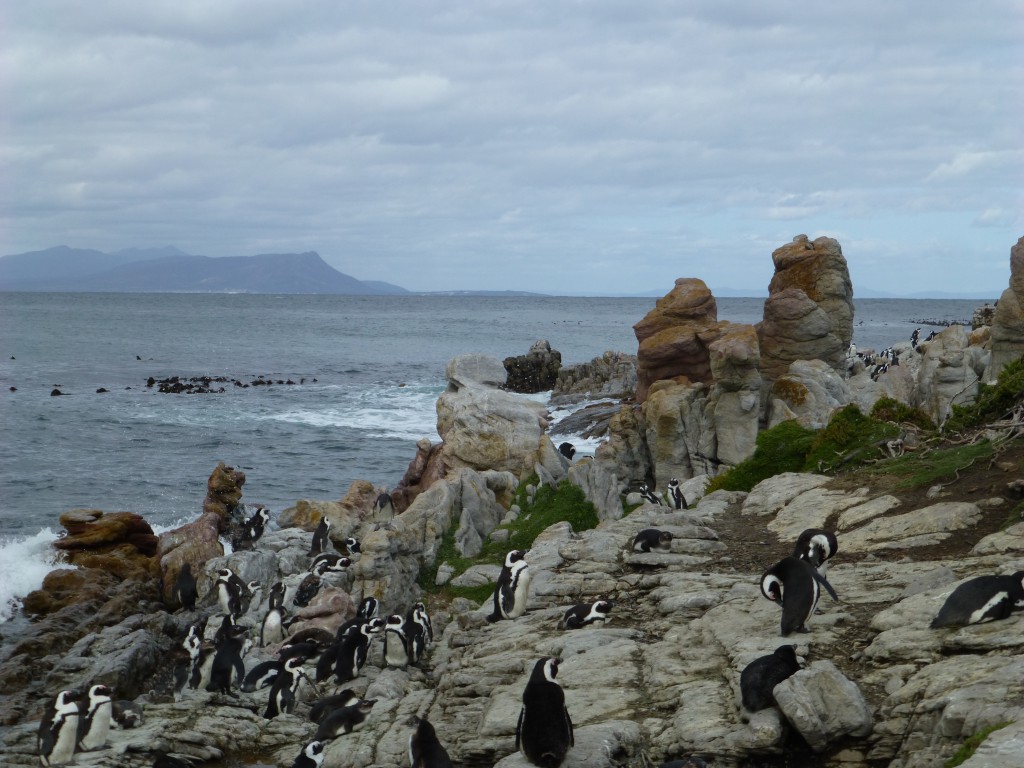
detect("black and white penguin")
[631,529,673,553]
[486,549,532,622]
[214,567,246,618]
[407,601,434,648]
[76,683,114,752]
[310,552,352,576]
[792,528,839,574]
[910,327,921,347]
[343,536,361,555]
[372,492,395,526]
[760,556,839,636]
[314,699,377,741]
[245,505,271,542]
[38,689,82,767]
[111,698,144,729]
[666,478,687,510]
[740,645,801,712]
[207,623,250,696]
[188,639,218,693]
[638,483,663,506]
[261,603,288,647]
[293,573,323,608]
[309,688,359,724]
[334,618,384,682]
[409,715,454,768]
[173,562,198,611]
[268,580,287,610]
[291,740,326,768]
[931,572,1024,628]
[310,516,331,556]
[557,442,576,461]
[516,657,573,768]
[265,656,307,719]
[557,599,614,630]
[383,614,410,668]
[278,640,326,664]
[287,626,336,650]
[241,660,284,693]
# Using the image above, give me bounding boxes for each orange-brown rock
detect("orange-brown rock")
[633,278,726,402]
[203,461,246,529]
[20,567,117,616]
[708,323,761,392]
[758,287,847,383]
[156,511,223,605]
[767,235,854,351]
[392,437,448,512]
[55,509,158,555]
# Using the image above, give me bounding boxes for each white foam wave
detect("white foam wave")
[546,397,615,458]
[0,528,70,623]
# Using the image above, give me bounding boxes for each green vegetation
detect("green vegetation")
[705,420,817,493]
[866,440,994,490]
[945,722,1012,767]
[871,396,936,431]
[944,354,1024,433]
[804,404,900,472]
[419,476,600,603]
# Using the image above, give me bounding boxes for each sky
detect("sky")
[4,1,1022,295]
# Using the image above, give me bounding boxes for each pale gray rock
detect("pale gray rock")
[960,719,1024,768]
[774,660,873,752]
[741,473,830,517]
[767,358,853,430]
[451,564,502,588]
[987,236,1024,381]
[971,521,1024,555]
[838,494,903,530]
[916,325,986,424]
[842,502,982,552]
[567,456,625,522]
[712,388,760,466]
[766,485,870,542]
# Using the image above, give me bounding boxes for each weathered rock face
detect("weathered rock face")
[392,436,447,513]
[436,354,560,479]
[202,461,246,529]
[767,359,853,430]
[758,287,848,383]
[766,234,855,351]
[155,511,223,605]
[52,509,158,582]
[503,340,562,394]
[551,350,637,404]
[633,278,723,402]
[916,324,988,424]
[988,235,1024,380]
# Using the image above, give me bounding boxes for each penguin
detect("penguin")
[37,689,81,767]
[310,516,331,556]
[309,552,352,576]
[76,683,114,752]
[516,657,573,768]
[486,549,532,622]
[261,603,288,647]
[173,562,198,611]
[293,573,323,607]
[278,640,325,664]
[207,623,249,696]
[265,656,307,719]
[407,601,434,647]
[111,698,144,729]
[638,483,663,506]
[287,626,336,650]
[383,614,410,668]
[241,660,284,693]
[309,688,359,724]
[666,478,687,510]
[760,556,839,636]
[314,699,377,741]
[557,442,576,461]
[245,505,271,543]
[931,571,1024,628]
[291,740,326,768]
[214,568,246,618]
[315,641,343,683]
[371,492,395,525]
[740,645,801,712]
[212,612,239,645]
[152,752,199,768]
[188,640,218,692]
[557,599,613,630]
[911,327,921,347]
[409,715,454,768]
[793,529,839,574]
[268,580,287,610]
[343,536,361,555]
[334,618,384,682]
[631,529,673,553]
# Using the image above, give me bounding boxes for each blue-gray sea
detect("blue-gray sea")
[0,292,988,619]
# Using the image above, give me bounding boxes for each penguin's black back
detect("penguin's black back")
[931,572,1024,628]
[517,666,573,768]
[740,645,801,711]
[764,556,819,636]
[409,716,454,768]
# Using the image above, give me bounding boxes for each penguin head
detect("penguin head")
[386,614,405,630]
[55,689,82,712]
[357,699,377,713]
[357,597,380,620]
[659,531,673,546]
[761,573,784,605]
[774,644,799,666]
[344,537,360,553]
[270,581,285,596]
[302,740,325,759]
[594,599,614,615]
[284,655,306,670]
[531,656,560,683]
[668,478,679,488]
[505,549,528,568]
[87,684,113,703]
[365,617,386,634]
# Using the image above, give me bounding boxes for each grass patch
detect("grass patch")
[944,354,1024,434]
[706,420,817,493]
[803,404,900,472]
[871,396,936,431]
[866,441,994,490]
[945,721,1012,767]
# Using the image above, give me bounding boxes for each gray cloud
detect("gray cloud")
[4,0,1021,294]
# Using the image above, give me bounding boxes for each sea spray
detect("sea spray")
[0,528,68,623]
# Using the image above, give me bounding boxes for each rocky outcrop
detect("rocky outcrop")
[988,236,1024,380]
[759,288,848,384]
[202,461,246,530]
[503,340,562,393]
[767,359,852,429]
[916,325,988,424]
[551,350,637,404]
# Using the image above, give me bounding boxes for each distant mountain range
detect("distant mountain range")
[0,246,410,295]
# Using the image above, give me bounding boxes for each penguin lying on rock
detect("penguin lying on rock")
[931,571,1024,628]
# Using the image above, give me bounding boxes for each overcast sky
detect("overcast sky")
[4,1,1022,295]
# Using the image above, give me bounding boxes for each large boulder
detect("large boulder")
[767,359,853,429]
[988,236,1024,380]
[633,278,724,402]
[155,511,223,605]
[503,340,562,394]
[202,461,246,530]
[758,287,848,383]
[916,325,988,424]
[551,350,637,403]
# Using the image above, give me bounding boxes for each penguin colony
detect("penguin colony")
[38,453,1018,768]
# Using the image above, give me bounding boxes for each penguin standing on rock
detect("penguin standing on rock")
[173,563,198,611]
[557,442,576,461]
[76,683,114,752]
[407,601,434,650]
[38,689,82,767]
[486,549,532,622]
[291,740,326,768]
[265,656,307,719]
[310,516,331,556]
[931,572,1024,628]
[383,614,410,668]
[261,602,288,647]
[666,478,687,510]
[740,645,801,712]
[558,599,613,630]
[372,492,395,526]
[639,483,663,506]
[334,619,384,682]
[760,556,839,636]
[207,623,249,696]
[516,657,573,768]
[409,715,454,768]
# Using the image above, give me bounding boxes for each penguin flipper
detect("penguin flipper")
[514,706,524,750]
[813,569,840,602]
[565,706,574,746]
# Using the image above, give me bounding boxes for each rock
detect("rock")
[503,340,562,394]
[392,437,447,513]
[633,278,723,402]
[741,473,831,518]
[758,287,848,383]
[642,380,713,484]
[551,351,637,403]
[774,661,873,752]
[841,501,982,552]
[988,236,1024,380]
[155,511,223,605]
[202,462,246,529]
[53,509,158,581]
[916,325,987,424]
[767,359,853,429]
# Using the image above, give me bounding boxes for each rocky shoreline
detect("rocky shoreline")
[2,234,1024,768]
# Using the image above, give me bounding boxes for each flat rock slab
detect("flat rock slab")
[741,473,830,517]
[842,502,982,552]
[766,486,870,542]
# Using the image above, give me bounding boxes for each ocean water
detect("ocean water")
[0,291,987,620]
